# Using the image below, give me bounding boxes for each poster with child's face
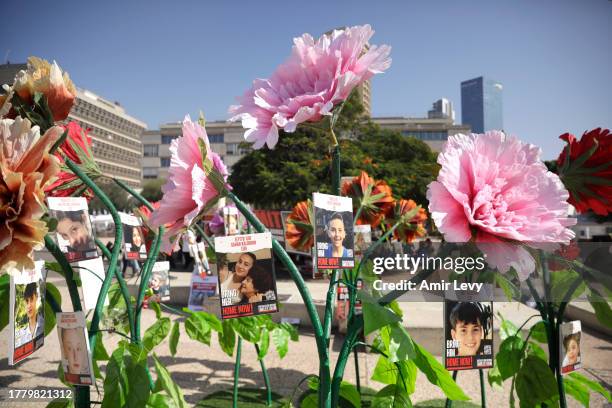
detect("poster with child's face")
[215,232,278,319]
[147,262,171,303]
[313,193,354,270]
[57,311,94,385]
[354,224,371,262]
[48,197,98,262]
[9,261,46,365]
[119,212,147,260]
[444,301,493,370]
[560,320,582,375]
[223,206,241,236]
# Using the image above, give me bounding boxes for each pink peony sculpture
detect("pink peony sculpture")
[150,115,229,252]
[427,131,576,279]
[229,24,391,149]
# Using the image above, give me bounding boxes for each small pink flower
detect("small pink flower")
[427,131,576,279]
[229,24,391,149]
[150,115,230,252]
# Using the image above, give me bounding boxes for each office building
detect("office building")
[1,63,147,189]
[428,98,455,122]
[142,120,247,181]
[461,76,503,133]
[372,117,470,152]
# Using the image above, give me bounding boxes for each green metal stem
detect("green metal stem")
[353,347,361,394]
[64,158,124,408]
[254,344,273,406]
[323,270,339,343]
[479,369,486,407]
[331,144,341,195]
[330,315,363,407]
[194,224,215,249]
[228,191,330,408]
[135,226,164,341]
[95,238,136,340]
[113,178,154,211]
[233,337,242,408]
[44,235,82,311]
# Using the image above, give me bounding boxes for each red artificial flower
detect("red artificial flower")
[285,200,314,251]
[134,201,161,253]
[341,171,395,227]
[557,128,612,215]
[388,199,428,243]
[45,122,101,200]
[548,240,580,272]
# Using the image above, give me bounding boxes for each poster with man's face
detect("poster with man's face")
[48,197,98,262]
[57,311,94,385]
[560,320,582,375]
[119,212,147,260]
[215,233,278,319]
[9,261,46,365]
[313,193,354,270]
[444,301,494,370]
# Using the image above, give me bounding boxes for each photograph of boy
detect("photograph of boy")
[54,209,98,260]
[313,192,355,269]
[59,326,93,385]
[323,212,350,258]
[560,321,582,374]
[445,301,493,370]
[147,266,170,302]
[15,281,44,347]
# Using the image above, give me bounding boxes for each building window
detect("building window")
[143,167,158,179]
[143,144,159,157]
[226,143,239,155]
[161,135,177,144]
[209,133,224,143]
[161,158,171,167]
[402,130,448,141]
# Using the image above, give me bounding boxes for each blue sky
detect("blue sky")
[3,0,611,159]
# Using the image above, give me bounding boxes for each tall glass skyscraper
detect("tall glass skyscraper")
[461,77,503,133]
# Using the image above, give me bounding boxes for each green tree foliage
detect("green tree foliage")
[141,179,165,203]
[229,94,439,209]
[89,181,134,212]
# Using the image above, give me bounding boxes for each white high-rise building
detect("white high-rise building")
[427,98,455,122]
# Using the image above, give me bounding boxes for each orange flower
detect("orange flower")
[342,170,395,227]
[285,200,314,251]
[388,199,427,243]
[0,117,61,274]
[11,57,76,122]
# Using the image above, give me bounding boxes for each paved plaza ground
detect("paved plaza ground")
[1,270,610,407]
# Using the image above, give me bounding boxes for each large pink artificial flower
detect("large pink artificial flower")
[427,131,576,280]
[229,24,391,149]
[149,116,230,252]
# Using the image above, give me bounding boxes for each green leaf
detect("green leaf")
[150,301,162,319]
[495,273,520,300]
[169,321,180,357]
[184,313,212,345]
[568,372,612,402]
[93,332,110,361]
[371,384,412,408]
[190,310,222,332]
[412,342,469,401]
[271,326,290,358]
[372,355,398,385]
[527,341,547,361]
[279,321,299,341]
[515,356,559,408]
[0,275,8,331]
[143,317,171,352]
[46,399,74,408]
[102,345,129,408]
[232,317,262,343]
[257,327,270,359]
[147,392,174,408]
[529,321,548,343]
[382,324,415,362]
[218,320,236,356]
[497,335,524,380]
[487,365,503,389]
[588,293,612,327]
[152,354,188,408]
[550,269,585,301]
[499,317,519,341]
[339,381,361,408]
[300,394,318,408]
[360,292,401,336]
[371,357,417,395]
[563,376,590,407]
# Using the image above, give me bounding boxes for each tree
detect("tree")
[141,178,165,203]
[229,94,439,209]
[89,180,134,212]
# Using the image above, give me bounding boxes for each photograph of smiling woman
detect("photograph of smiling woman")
[48,197,98,262]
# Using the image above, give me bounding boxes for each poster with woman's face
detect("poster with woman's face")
[313,193,354,270]
[57,311,94,385]
[353,224,371,262]
[48,197,98,262]
[560,320,582,375]
[9,261,46,365]
[444,301,494,370]
[119,212,147,260]
[214,232,278,319]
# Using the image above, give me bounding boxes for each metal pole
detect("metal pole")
[233,337,242,408]
[445,371,459,408]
